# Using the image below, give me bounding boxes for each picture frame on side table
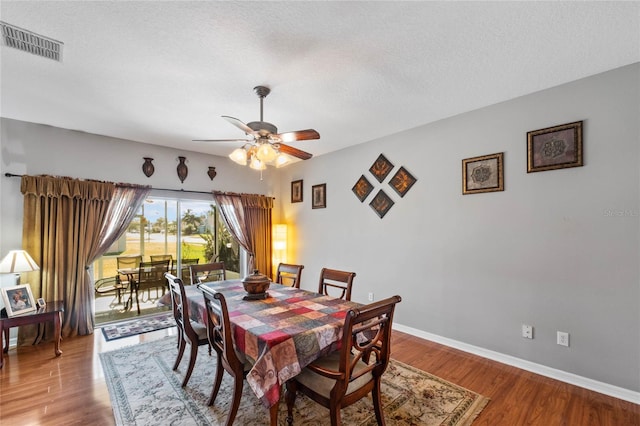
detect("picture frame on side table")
[1,284,37,317]
[527,121,583,173]
[291,179,303,203]
[462,152,504,195]
[312,184,326,209]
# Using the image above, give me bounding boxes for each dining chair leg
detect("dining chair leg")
[372,379,385,425]
[182,341,199,387]
[172,336,186,371]
[224,374,244,426]
[207,354,225,406]
[285,380,298,425]
[329,400,342,426]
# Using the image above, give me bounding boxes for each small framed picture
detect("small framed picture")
[1,284,37,317]
[37,298,46,308]
[527,121,583,172]
[462,152,504,195]
[312,184,326,209]
[291,179,303,203]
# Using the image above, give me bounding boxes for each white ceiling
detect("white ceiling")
[1,1,638,160]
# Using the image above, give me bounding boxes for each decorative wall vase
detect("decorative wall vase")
[177,156,188,183]
[207,166,217,180]
[142,157,155,177]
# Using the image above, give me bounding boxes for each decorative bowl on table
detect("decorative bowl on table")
[242,270,270,300]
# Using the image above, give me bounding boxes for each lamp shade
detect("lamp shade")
[0,250,40,273]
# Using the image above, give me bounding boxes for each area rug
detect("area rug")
[100,312,176,341]
[99,337,489,425]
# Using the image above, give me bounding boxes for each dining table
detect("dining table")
[183,279,360,415]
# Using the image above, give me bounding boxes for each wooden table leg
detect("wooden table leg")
[53,311,62,357]
[269,402,279,426]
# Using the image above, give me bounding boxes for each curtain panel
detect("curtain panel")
[212,192,273,278]
[20,175,149,338]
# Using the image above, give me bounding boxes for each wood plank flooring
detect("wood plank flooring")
[0,329,638,425]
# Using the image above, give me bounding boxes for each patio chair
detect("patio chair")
[132,259,170,314]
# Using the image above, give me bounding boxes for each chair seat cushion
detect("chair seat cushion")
[294,351,373,398]
[191,320,208,340]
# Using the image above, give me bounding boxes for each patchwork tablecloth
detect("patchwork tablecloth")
[184,280,359,407]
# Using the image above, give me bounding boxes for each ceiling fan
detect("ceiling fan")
[194,86,319,170]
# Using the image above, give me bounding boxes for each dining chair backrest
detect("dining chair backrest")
[276,263,305,288]
[317,268,356,301]
[190,262,226,285]
[285,295,402,425]
[177,258,200,282]
[165,272,195,342]
[199,285,243,372]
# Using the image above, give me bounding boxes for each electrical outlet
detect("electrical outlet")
[557,331,569,347]
[522,324,533,339]
[368,292,374,302]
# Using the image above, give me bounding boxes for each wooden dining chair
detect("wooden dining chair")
[276,263,304,288]
[132,259,170,314]
[165,273,210,387]
[177,258,200,283]
[199,285,277,425]
[285,295,402,426]
[190,262,226,285]
[318,268,357,301]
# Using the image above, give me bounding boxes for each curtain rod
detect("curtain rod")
[4,172,218,196]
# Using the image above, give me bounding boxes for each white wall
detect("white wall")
[278,64,640,395]
[1,64,638,398]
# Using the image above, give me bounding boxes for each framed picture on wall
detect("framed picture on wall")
[1,284,37,317]
[462,152,504,195]
[527,121,583,172]
[291,179,303,203]
[312,184,326,209]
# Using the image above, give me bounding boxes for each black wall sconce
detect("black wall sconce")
[142,157,155,177]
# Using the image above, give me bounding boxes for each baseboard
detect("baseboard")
[394,323,640,405]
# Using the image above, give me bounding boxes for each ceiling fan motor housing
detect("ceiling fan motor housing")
[247,121,277,136]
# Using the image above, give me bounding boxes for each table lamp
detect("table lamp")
[0,250,40,285]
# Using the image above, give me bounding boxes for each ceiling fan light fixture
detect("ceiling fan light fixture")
[229,147,248,165]
[275,153,292,168]
[256,142,277,163]
[249,155,266,171]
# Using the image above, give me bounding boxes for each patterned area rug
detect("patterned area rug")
[100,312,176,341]
[99,337,489,425]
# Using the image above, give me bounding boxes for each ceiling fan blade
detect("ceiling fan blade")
[192,138,252,143]
[278,143,313,160]
[275,129,320,143]
[222,116,257,135]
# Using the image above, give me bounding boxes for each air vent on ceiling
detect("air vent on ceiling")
[0,21,63,62]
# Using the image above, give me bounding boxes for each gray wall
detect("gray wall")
[1,64,638,396]
[276,64,640,394]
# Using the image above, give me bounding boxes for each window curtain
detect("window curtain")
[20,175,150,339]
[212,192,273,278]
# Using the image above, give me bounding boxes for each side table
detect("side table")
[0,301,64,368]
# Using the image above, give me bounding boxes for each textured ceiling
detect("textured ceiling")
[1,1,638,160]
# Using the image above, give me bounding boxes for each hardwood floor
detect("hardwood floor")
[0,329,637,425]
